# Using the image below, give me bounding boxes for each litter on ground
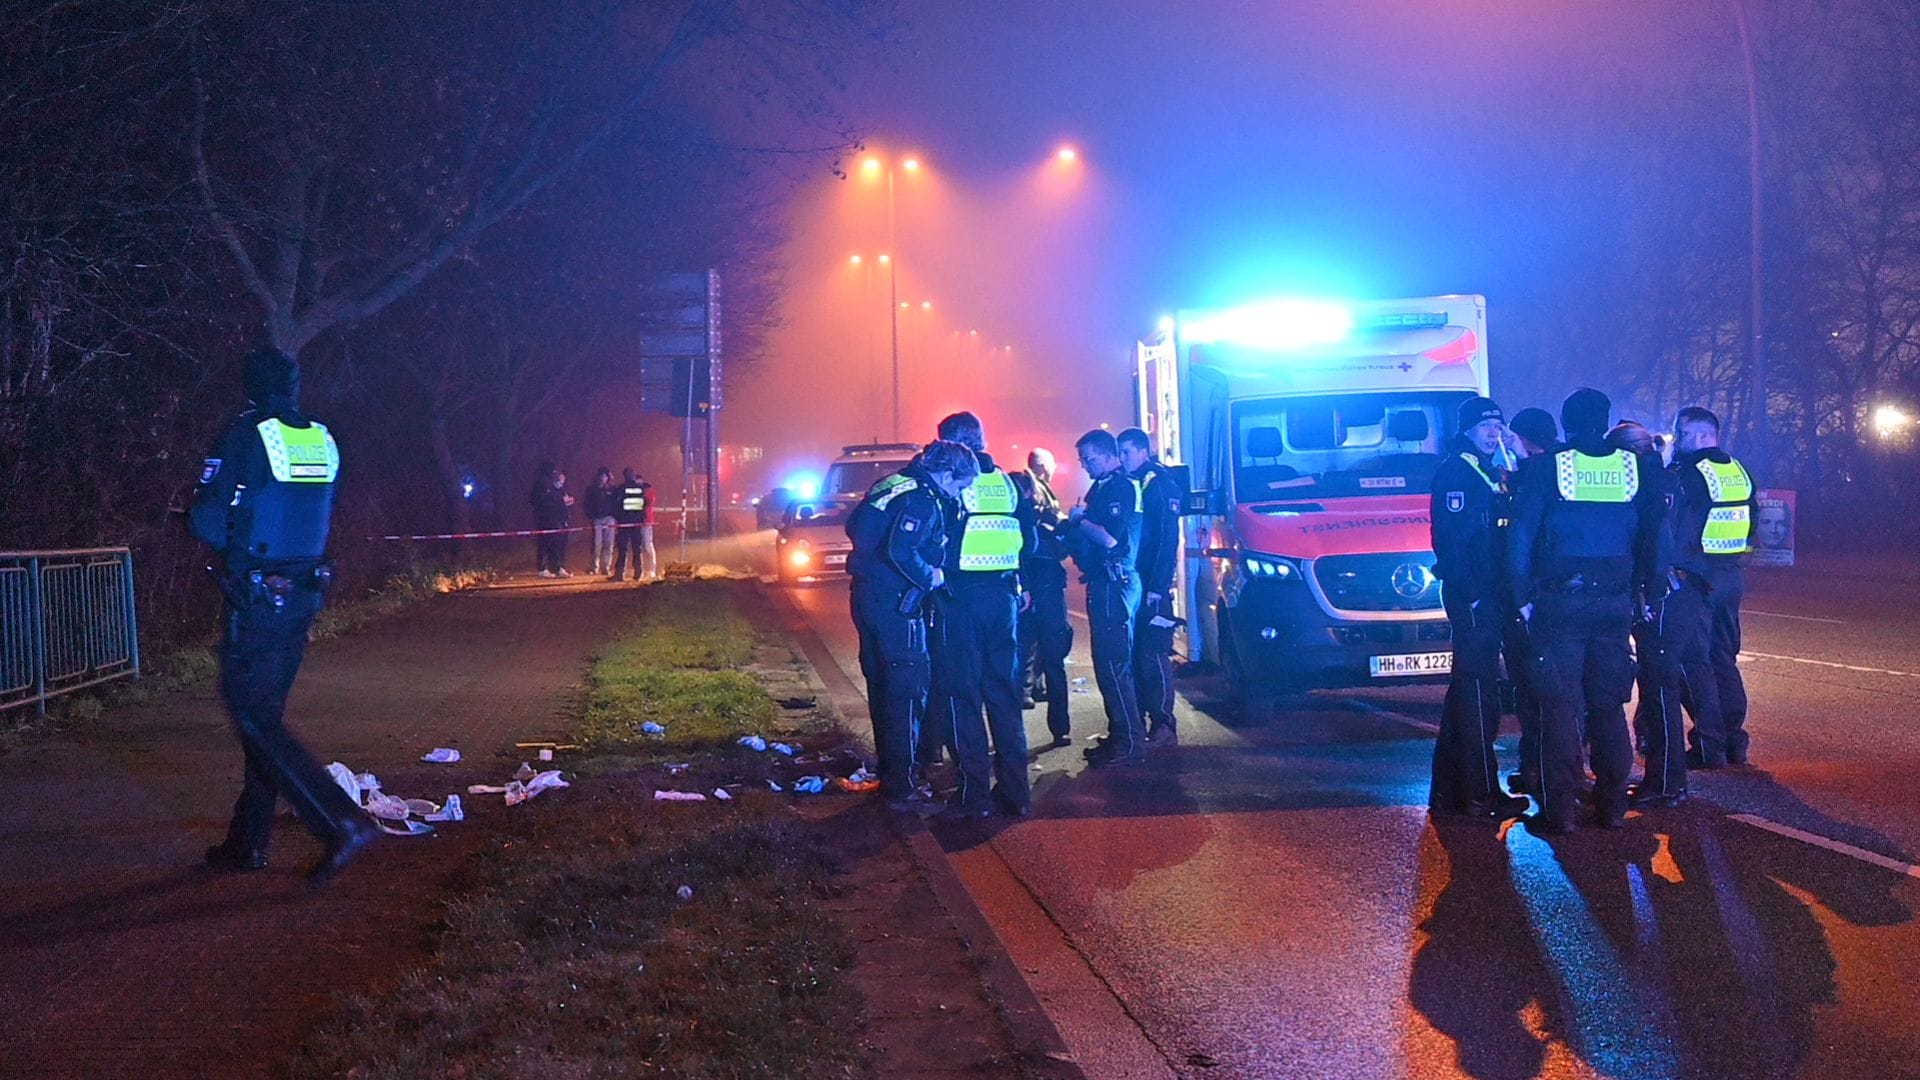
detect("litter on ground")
[793,776,827,794]
[326,760,451,835]
[419,747,461,764]
[712,788,733,801]
[737,735,768,752]
[641,721,666,736]
[769,742,798,756]
[654,790,707,802]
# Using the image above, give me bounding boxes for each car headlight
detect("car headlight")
[1242,553,1302,581]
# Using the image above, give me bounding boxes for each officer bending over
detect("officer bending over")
[1070,430,1146,768]
[845,439,977,810]
[190,344,375,882]
[1506,387,1665,835]
[1117,428,1183,750]
[1670,406,1758,768]
[1428,396,1531,820]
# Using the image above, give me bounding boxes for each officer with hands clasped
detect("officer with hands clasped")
[845,439,978,812]
[1505,387,1667,835]
[1669,406,1757,768]
[190,344,375,882]
[1117,428,1183,750]
[927,412,1038,820]
[1428,396,1532,820]
[1069,429,1146,768]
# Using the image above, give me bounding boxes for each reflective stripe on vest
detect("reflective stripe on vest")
[958,469,1022,571]
[620,486,647,512]
[1553,449,1637,502]
[256,419,339,483]
[1459,452,1500,492]
[1696,457,1754,555]
[868,473,919,512]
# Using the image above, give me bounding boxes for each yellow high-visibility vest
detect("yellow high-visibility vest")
[1553,449,1638,503]
[957,468,1022,572]
[1696,457,1754,555]
[255,419,338,483]
[867,472,919,512]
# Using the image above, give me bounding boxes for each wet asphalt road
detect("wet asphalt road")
[767,541,1920,1080]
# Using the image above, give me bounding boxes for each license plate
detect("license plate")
[1369,651,1452,678]
[824,553,847,566]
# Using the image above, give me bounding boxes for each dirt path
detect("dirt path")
[0,578,640,1078]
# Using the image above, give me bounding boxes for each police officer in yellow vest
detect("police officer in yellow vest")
[925,412,1039,819]
[1670,405,1758,767]
[1506,387,1667,834]
[190,344,374,882]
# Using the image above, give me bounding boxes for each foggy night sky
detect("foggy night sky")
[729,0,1751,492]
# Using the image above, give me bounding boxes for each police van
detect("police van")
[824,442,921,499]
[1136,296,1491,701]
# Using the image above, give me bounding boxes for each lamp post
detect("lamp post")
[862,154,920,439]
[1732,0,1768,472]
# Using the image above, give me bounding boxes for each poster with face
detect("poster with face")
[1751,488,1796,567]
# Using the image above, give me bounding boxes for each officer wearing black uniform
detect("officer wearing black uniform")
[926,413,1038,820]
[1670,406,1758,767]
[190,344,374,882]
[1609,421,1690,806]
[1012,448,1075,749]
[1428,397,1531,819]
[1506,387,1665,834]
[1070,429,1145,768]
[1117,428,1183,749]
[610,468,650,582]
[845,440,976,809]
[1502,407,1558,796]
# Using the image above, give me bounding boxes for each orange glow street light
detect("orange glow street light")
[859,151,925,438]
[1055,144,1079,163]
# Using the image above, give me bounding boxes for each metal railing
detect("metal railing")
[1,548,140,715]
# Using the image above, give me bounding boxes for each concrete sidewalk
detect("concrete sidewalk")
[0,580,637,1077]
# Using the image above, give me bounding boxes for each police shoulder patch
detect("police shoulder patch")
[200,458,222,484]
[901,518,918,532]
[1445,491,1465,513]
[1168,497,1181,513]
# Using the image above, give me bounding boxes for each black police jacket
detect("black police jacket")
[1130,459,1182,596]
[189,397,335,569]
[1070,469,1139,578]
[845,465,948,595]
[1505,435,1666,608]
[1429,437,1504,608]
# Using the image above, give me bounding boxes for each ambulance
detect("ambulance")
[1135,295,1491,699]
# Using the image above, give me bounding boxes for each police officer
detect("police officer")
[1429,396,1532,819]
[927,412,1038,819]
[1117,428,1183,749]
[846,440,977,810]
[610,468,649,582]
[1607,420,1690,807]
[1012,448,1075,749]
[1670,406,1758,767]
[1506,387,1666,834]
[190,344,374,882]
[1501,407,1557,797]
[1070,429,1146,768]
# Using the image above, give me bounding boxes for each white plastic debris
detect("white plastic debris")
[327,760,444,836]
[468,784,510,794]
[767,779,785,792]
[712,787,733,801]
[420,747,461,764]
[326,762,361,802]
[513,762,536,781]
[375,818,435,836]
[506,770,570,806]
[665,763,690,775]
[654,790,708,802]
[793,775,827,794]
[769,742,798,756]
[1070,677,1091,694]
[365,791,413,820]
[676,884,694,901]
[641,721,666,736]
[425,795,464,822]
[538,748,553,762]
[737,734,768,752]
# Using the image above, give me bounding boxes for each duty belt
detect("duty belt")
[1538,573,1629,596]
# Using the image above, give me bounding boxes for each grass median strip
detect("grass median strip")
[295,580,871,1077]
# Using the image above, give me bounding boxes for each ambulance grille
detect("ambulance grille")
[1313,552,1443,613]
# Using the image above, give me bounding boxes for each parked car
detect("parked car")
[776,496,856,583]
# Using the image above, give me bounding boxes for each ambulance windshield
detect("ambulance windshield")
[1231,391,1472,501]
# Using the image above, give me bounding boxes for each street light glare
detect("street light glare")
[1056,145,1078,163]
[921,300,932,310]
[877,253,891,264]
[902,157,921,172]
[849,254,862,265]
[1873,404,1912,437]
[861,156,881,174]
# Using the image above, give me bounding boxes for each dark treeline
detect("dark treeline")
[0,0,888,646]
[1497,0,1920,525]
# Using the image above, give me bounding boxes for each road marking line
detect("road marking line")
[1745,609,1846,625]
[1728,813,1920,879]
[1343,696,1440,733]
[1740,650,1920,680]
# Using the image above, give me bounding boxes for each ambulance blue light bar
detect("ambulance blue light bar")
[1181,300,1354,350]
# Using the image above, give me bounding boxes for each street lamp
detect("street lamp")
[1872,404,1912,440]
[859,151,924,439]
[1732,0,1768,472]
